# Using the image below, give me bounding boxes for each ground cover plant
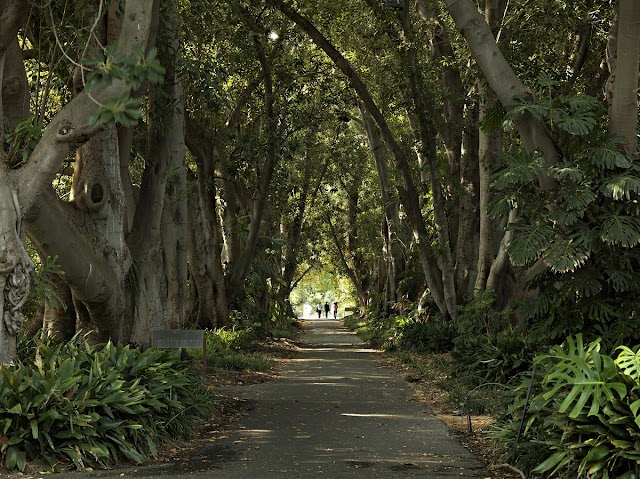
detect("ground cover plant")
[492,334,640,478]
[0,333,213,472]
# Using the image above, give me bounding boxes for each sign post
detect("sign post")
[151,330,207,371]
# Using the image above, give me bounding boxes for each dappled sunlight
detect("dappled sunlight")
[340,413,418,419]
[297,346,380,353]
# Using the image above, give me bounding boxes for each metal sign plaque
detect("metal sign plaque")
[151,330,205,349]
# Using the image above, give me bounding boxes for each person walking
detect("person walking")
[324,302,330,318]
[333,301,338,319]
[316,304,322,318]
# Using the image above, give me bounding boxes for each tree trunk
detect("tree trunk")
[608,0,640,153]
[184,125,229,328]
[360,103,401,311]
[226,30,279,304]
[442,0,561,181]
[455,102,480,301]
[474,83,503,292]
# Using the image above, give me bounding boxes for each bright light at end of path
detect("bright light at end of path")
[269,31,279,40]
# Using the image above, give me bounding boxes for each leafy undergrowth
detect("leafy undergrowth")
[0,329,299,479]
[0,333,213,474]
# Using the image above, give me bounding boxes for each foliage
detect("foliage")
[0,333,212,471]
[492,335,640,478]
[343,310,455,354]
[84,45,165,126]
[394,315,456,354]
[188,327,273,372]
[450,291,540,384]
[490,83,640,346]
[452,326,539,385]
[4,115,43,168]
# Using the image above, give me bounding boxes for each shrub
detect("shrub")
[452,326,539,384]
[492,334,640,478]
[395,316,456,353]
[0,334,213,471]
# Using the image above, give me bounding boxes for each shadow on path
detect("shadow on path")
[66,318,490,479]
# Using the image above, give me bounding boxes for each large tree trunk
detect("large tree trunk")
[442,0,561,181]
[474,84,503,292]
[455,102,480,301]
[184,124,229,328]
[0,1,157,362]
[276,160,312,303]
[225,28,278,304]
[608,0,640,153]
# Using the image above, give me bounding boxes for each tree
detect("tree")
[0,1,169,363]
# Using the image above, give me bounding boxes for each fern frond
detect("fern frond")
[507,224,555,265]
[543,239,590,273]
[600,214,640,247]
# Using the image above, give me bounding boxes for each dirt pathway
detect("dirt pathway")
[66,318,491,478]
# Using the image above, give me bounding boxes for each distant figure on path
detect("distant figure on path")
[333,302,338,319]
[316,304,322,318]
[324,302,330,318]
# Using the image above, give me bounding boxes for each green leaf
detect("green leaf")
[586,144,632,169]
[583,444,610,463]
[616,346,640,381]
[490,152,544,190]
[602,174,640,200]
[543,239,590,273]
[29,418,38,439]
[564,188,597,211]
[600,214,640,247]
[549,163,584,182]
[507,224,555,265]
[532,450,569,474]
[554,109,597,135]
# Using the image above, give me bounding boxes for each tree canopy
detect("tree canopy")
[0,0,636,363]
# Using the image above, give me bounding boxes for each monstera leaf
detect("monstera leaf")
[507,223,554,265]
[541,335,627,419]
[616,346,640,382]
[600,214,640,247]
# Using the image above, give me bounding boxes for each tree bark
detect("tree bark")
[226,25,279,304]
[608,0,640,153]
[442,0,560,183]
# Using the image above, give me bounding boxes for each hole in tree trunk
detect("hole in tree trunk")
[91,183,104,204]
